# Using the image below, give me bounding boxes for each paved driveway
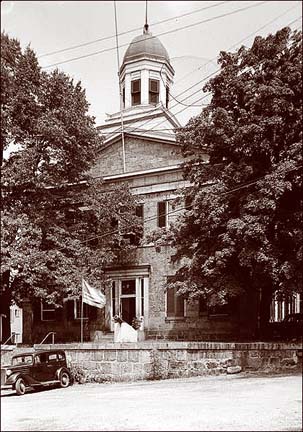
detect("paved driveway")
[1,373,302,431]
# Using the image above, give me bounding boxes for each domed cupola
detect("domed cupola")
[119,24,174,110]
[123,26,170,64]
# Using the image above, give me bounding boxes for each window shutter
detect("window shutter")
[149,79,159,93]
[135,204,144,218]
[88,304,97,320]
[166,288,175,317]
[33,300,41,323]
[175,294,184,317]
[66,300,75,320]
[55,305,63,321]
[131,79,140,93]
[157,201,167,228]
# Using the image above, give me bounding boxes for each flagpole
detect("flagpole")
[81,279,84,344]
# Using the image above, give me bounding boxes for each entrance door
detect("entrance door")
[121,297,136,325]
[108,276,149,331]
[120,279,136,325]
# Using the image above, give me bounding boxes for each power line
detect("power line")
[38,0,229,58]
[42,1,268,69]
[173,2,300,87]
[55,164,302,251]
[136,15,303,133]
[102,15,302,138]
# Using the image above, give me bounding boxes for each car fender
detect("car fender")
[56,367,73,383]
[6,372,30,387]
[7,371,43,387]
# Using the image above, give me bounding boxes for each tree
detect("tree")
[169,27,302,329]
[1,33,141,308]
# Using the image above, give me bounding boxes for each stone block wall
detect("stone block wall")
[90,136,182,178]
[2,342,301,383]
[119,244,255,340]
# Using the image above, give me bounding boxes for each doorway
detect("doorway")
[108,275,149,331]
[121,297,136,325]
[120,279,136,325]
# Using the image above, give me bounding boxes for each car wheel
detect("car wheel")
[15,378,26,396]
[59,371,70,388]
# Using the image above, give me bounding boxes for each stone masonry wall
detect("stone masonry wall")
[2,342,301,383]
[117,244,255,340]
[90,136,182,178]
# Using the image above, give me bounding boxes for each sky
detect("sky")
[1,0,302,126]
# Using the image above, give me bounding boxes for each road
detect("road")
[1,373,302,431]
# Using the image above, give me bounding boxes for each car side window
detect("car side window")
[48,353,58,363]
[58,352,65,361]
[39,354,47,364]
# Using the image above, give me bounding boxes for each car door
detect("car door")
[33,353,56,382]
[45,352,60,380]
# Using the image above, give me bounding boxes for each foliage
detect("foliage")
[131,316,143,330]
[1,33,142,306]
[170,27,302,315]
[112,315,123,324]
[69,364,111,384]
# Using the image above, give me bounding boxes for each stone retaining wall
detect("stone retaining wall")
[1,342,302,383]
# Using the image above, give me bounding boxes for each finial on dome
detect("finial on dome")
[143,0,149,34]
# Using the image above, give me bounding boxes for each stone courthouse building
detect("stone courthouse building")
[4,24,300,345]
[2,26,262,344]
[89,24,256,341]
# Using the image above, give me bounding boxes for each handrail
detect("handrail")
[2,332,16,345]
[38,331,56,345]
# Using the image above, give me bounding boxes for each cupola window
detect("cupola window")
[131,79,141,106]
[149,79,159,105]
[122,86,125,108]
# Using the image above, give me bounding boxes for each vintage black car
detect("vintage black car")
[1,349,72,395]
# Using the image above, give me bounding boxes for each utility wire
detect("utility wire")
[161,7,301,105]
[54,164,302,251]
[38,0,229,58]
[173,2,300,87]
[113,0,126,173]
[135,15,303,133]
[101,15,302,138]
[42,1,268,69]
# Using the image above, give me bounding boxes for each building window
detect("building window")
[41,301,56,321]
[74,300,89,320]
[131,79,141,105]
[124,204,144,246]
[122,86,125,108]
[166,85,169,108]
[157,201,168,228]
[121,279,136,296]
[270,292,301,322]
[166,286,185,319]
[136,204,144,219]
[149,79,159,105]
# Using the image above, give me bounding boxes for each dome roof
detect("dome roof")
[122,29,170,64]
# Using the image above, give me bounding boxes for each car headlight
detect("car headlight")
[6,369,12,376]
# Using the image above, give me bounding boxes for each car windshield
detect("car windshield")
[12,355,33,366]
